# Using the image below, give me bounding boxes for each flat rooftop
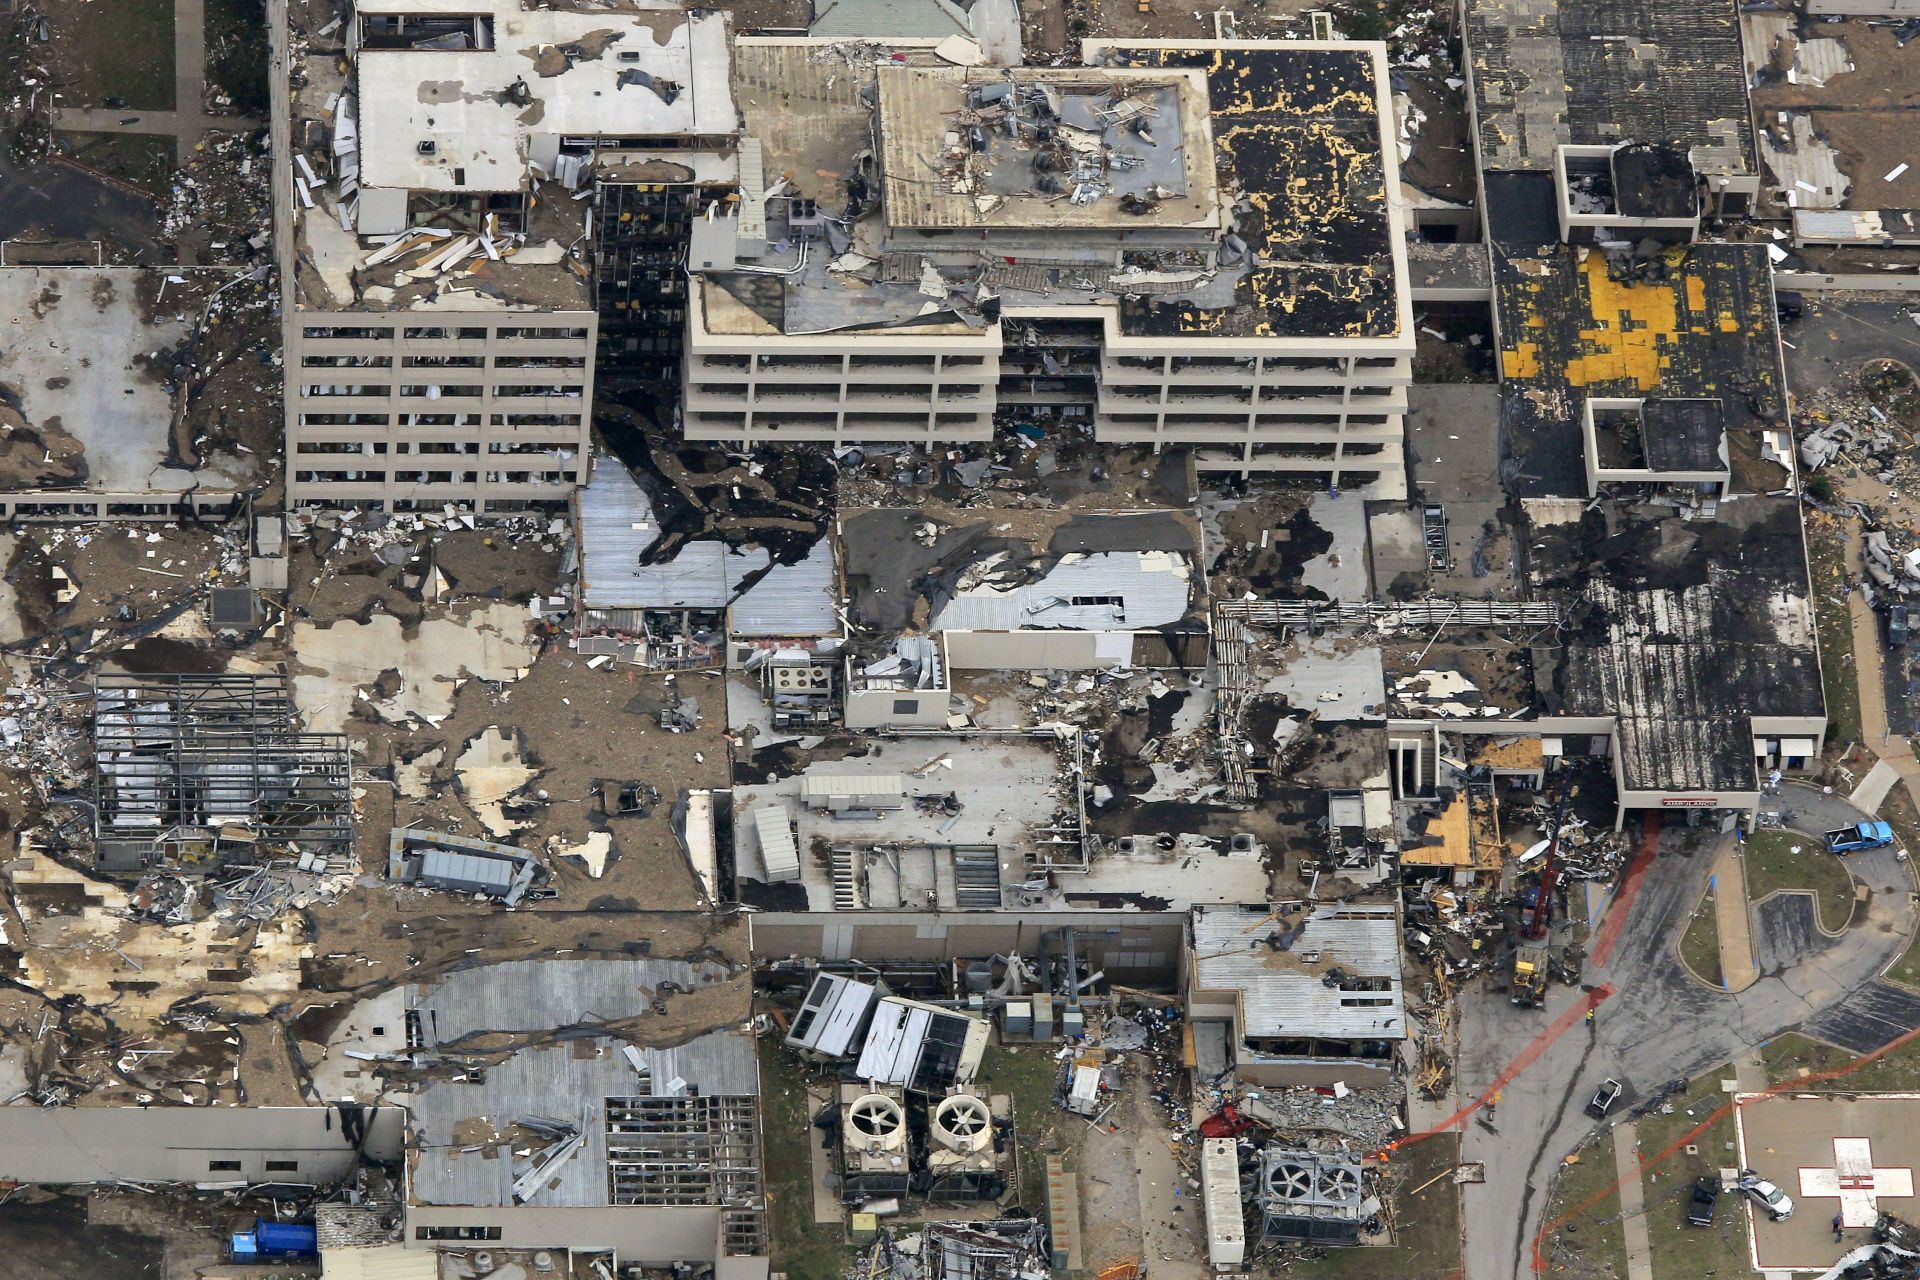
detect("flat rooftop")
[1098,42,1407,341]
[732,733,1075,911]
[1497,244,1821,792]
[1464,0,1754,174]
[0,270,261,495]
[875,66,1218,231]
[703,39,1407,345]
[355,4,736,193]
[1191,903,1406,1042]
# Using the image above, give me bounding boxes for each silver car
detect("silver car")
[1736,1170,1795,1221]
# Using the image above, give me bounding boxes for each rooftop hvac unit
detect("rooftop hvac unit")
[1256,1148,1368,1245]
[931,1093,993,1154]
[844,1094,907,1153]
[1202,1139,1246,1269]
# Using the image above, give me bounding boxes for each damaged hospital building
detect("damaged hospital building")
[0,0,1902,1276]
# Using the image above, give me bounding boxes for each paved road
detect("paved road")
[1456,793,1917,1279]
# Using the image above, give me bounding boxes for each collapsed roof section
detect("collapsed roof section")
[91,670,354,872]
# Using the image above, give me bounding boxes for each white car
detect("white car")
[1736,1171,1795,1221]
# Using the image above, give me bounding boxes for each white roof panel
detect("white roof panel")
[856,999,931,1086]
[932,550,1192,632]
[752,804,800,882]
[355,6,736,193]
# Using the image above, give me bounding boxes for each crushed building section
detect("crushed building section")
[389,828,544,903]
[1188,902,1405,1085]
[92,670,354,873]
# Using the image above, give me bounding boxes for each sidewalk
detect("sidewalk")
[1613,1120,1655,1280]
[1710,837,1759,992]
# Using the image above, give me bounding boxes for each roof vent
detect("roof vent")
[417,140,437,155]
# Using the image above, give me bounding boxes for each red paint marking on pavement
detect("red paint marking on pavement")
[1589,814,1661,968]
[1373,984,1613,1160]
[1529,1017,1920,1273]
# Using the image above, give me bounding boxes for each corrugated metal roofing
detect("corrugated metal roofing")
[410,957,731,1042]
[620,542,771,611]
[418,848,516,892]
[752,805,800,882]
[409,1028,759,1208]
[577,455,777,611]
[731,541,839,637]
[933,551,1192,632]
[1191,903,1404,1041]
[576,455,661,610]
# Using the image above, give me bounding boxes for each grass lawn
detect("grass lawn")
[1740,830,1857,933]
[971,1039,1066,1210]
[43,0,175,112]
[1806,515,1862,749]
[204,0,269,116]
[56,132,175,196]
[1678,889,1724,988]
[1280,1132,1463,1280]
[1632,1073,1749,1280]
[1759,1031,1920,1092]
[756,1037,854,1280]
[1880,784,1920,988]
[1540,1132,1630,1279]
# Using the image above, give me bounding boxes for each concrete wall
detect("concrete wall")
[683,288,1001,447]
[1807,0,1920,12]
[845,688,949,730]
[404,1205,746,1267]
[0,1105,402,1184]
[943,629,1134,670]
[749,910,1186,983]
[1234,1056,1396,1089]
[286,310,596,512]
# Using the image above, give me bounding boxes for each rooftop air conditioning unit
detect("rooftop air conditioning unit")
[844,1093,907,1153]
[930,1093,993,1155]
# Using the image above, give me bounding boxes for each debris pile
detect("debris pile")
[863,1218,1052,1280]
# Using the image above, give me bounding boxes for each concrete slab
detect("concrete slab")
[1299,490,1370,601]
[1736,1092,1920,1268]
[1613,1120,1655,1280]
[289,601,536,733]
[454,725,538,837]
[0,268,252,493]
[305,986,410,1103]
[1850,758,1899,813]
[1715,838,1761,991]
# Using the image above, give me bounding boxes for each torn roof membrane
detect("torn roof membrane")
[355,4,736,193]
[1101,43,1404,340]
